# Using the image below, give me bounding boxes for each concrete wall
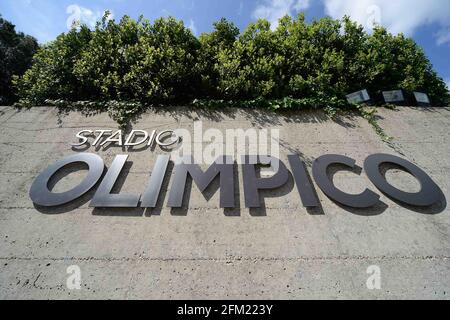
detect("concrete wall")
[0,105,449,299]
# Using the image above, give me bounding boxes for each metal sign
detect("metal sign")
[30,152,444,211]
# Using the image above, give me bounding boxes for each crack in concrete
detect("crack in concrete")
[0,255,448,263]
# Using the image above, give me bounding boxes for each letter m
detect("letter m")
[168,156,235,208]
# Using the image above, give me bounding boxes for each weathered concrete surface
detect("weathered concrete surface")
[0,105,449,300]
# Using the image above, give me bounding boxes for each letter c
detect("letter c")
[29,153,104,207]
[312,154,380,208]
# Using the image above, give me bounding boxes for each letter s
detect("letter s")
[72,130,93,147]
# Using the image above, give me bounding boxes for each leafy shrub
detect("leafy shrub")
[73,15,200,103]
[0,15,38,104]
[13,13,450,111]
[197,18,240,98]
[13,24,92,106]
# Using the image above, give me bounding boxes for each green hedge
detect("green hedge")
[0,15,38,104]
[13,13,450,108]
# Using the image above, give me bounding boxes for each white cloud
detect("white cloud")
[187,19,197,36]
[238,1,244,16]
[323,0,450,45]
[293,0,310,11]
[252,0,310,29]
[66,4,113,30]
[436,26,450,46]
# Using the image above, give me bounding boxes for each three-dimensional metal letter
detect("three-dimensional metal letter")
[141,155,170,208]
[90,155,140,208]
[30,153,104,207]
[242,156,289,208]
[312,154,380,208]
[168,156,234,208]
[288,155,319,207]
[364,153,443,206]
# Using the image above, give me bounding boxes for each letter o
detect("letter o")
[30,153,104,207]
[364,154,443,207]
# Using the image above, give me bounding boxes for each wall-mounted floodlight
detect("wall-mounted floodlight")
[382,90,405,105]
[346,89,371,104]
[413,92,431,107]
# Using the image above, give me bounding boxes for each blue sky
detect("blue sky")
[1,0,449,87]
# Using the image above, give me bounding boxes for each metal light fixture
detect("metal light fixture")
[413,91,431,107]
[382,90,406,105]
[346,89,371,104]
